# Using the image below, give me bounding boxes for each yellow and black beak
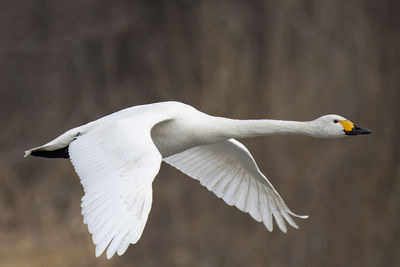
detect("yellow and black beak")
[338,120,371,136]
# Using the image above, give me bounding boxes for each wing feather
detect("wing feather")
[69,118,166,259]
[164,139,308,233]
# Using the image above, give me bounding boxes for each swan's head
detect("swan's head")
[311,115,371,138]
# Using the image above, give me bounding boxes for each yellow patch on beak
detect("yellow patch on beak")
[338,120,354,131]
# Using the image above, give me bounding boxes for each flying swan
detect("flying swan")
[25,101,371,259]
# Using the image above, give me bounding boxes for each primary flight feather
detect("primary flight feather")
[25,101,371,259]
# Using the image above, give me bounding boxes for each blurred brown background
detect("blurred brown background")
[1,0,399,266]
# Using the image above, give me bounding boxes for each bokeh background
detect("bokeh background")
[1,0,399,266]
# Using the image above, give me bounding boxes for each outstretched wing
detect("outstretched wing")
[69,118,164,259]
[164,139,308,232]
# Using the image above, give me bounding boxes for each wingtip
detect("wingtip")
[106,248,116,260]
[24,150,31,157]
[295,214,309,219]
[287,210,309,219]
[95,246,106,258]
[263,221,273,232]
[106,253,114,260]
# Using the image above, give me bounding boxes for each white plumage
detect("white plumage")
[25,101,370,259]
[164,139,307,233]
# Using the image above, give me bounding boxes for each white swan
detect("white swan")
[25,101,370,259]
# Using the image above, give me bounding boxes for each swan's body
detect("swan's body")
[25,101,370,259]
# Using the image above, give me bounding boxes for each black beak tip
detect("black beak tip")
[363,128,372,134]
[345,125,372,135]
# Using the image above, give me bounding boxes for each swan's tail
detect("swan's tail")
[24,126,83,159]
[25,146,70,158]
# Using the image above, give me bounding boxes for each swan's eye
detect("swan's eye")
[333,119,338,123]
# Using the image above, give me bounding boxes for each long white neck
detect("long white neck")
[211,117,316,139]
